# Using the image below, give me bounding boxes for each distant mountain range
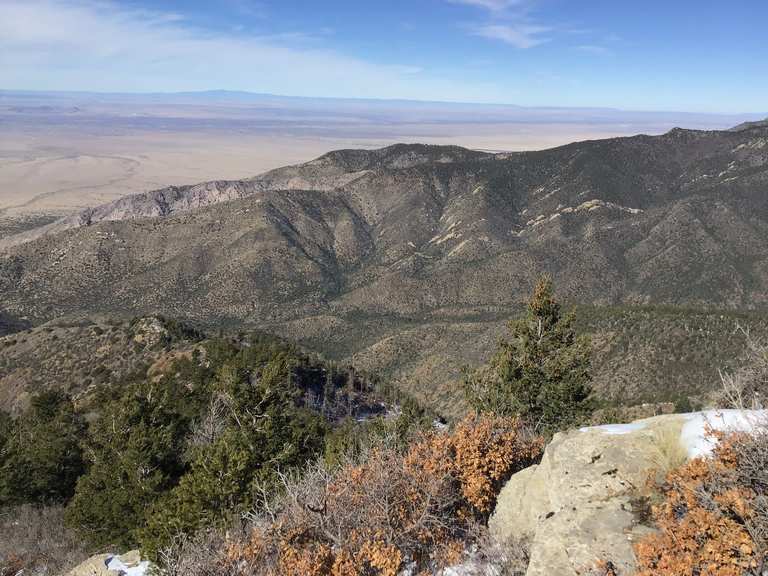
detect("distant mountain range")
[2,123,767,414]
[3,89,764,129]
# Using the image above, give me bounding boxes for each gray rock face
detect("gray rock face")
[0,180,259,250]
[65,553,113,576]
[489,424,661,575]
[489,411,765,576]
[65,550,150,576]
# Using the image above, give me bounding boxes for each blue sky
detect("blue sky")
[1,0,766,113]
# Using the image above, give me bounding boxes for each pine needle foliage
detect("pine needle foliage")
[464,277,594,435]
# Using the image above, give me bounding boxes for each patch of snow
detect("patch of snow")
[679,409,768,458]
[105,556,151,576]
[440,558,494,575]
[582,421,648,435]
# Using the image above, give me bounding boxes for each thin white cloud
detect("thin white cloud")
[0,0,503,101]
[449,0,549,49]
[472,23,550,49]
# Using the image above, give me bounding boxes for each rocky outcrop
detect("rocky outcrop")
[66,550,151,576]
[0,180,259,250]
[489,410,767,576]
[65,553,113,576]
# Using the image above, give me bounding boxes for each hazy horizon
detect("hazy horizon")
[2,88,764,224]
[2,88,767,118]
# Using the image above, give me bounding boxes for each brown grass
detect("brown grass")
[0,505,92,576]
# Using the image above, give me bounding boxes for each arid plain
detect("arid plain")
[0,90,762,237]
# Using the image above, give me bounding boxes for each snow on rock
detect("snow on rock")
[582,409,768,459]
[66,551,153,576]
[105,551,152,576]
[439,557,502,576]
[491,409,768,576]
[584,421,648,435]
[679,409,767,458]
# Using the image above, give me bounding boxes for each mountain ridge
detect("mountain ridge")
[2,125,768,414]
[5,125,766,251]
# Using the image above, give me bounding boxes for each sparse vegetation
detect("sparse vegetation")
[0,315,205,414]
[635,428,768,575]
[716,325,768,410]
[0,505,90,576]
[162,414,542,575]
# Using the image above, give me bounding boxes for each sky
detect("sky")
[1,0,766,114]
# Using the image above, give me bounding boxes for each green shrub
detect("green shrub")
[65,378,193,549]
[137,355,327,557]
[0,327,391,558]
[0,391,86,506]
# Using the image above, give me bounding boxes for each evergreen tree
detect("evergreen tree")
[65,379,192,548]
[137,355,327,557]
[0,390,86,505]
[464,277,593,435]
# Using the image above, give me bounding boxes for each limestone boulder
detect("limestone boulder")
[489,410,767,576]
[65,550,151,576]
[64,554,114,576]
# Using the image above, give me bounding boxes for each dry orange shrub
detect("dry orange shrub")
[405,414,543,517]
[0,554,25,576]
[226,414,542,575]
[277,540,333,576]
[451,414,543,514]
[634,432,762,576]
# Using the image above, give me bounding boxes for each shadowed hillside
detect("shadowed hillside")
[2,126,768,414]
